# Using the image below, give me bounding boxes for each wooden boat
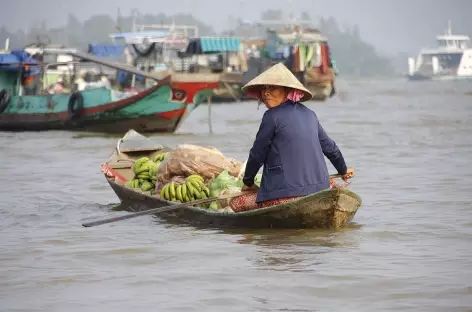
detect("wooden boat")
[241,26,337,102]
[107,32,230,104]
[0,47,215,133]
[101,130,363,229]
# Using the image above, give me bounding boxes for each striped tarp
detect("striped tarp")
[199,37,241,53]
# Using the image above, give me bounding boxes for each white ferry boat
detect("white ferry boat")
[408,21,472,81]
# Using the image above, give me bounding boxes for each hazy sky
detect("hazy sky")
[1,0,471,55]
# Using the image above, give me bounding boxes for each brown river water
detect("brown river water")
[1,78,471,312]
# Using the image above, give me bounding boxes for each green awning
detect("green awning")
[185,37,241,54]
[200,37,240,52]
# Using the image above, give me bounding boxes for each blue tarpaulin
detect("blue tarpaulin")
[88,44,125,58]
[0,50,40,75]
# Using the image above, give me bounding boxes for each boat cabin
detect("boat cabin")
[435,21,471,50]
[178,37,245,74]
[436,35,470,50]
[109,31,246,75]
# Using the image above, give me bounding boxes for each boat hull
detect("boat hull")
[0,76,209,133]
[170,73,221,105]
[106,177,361,229]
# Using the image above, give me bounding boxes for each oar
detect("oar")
[82,173,348,228]
[82,191,249,228]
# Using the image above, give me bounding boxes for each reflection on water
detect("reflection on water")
[224,226,362,272]
[224,225,362,247]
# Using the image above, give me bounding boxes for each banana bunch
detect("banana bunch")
[127,179,141,189]
[126,156,159,193]
[159,175,210,206]
[151,152,169,164]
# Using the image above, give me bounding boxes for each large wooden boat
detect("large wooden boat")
[0,47,213,133]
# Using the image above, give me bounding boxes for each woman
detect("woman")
[230,63,354,212]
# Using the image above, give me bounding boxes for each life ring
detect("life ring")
[67,91,84,120]
[0,89,11,114]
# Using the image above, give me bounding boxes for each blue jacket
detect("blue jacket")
[243,100,348,203]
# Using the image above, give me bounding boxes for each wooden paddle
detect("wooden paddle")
[82,191,249,228]
[82,173,348,228]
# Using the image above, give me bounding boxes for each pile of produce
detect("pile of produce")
[125,144,264,212]
[126,152,169,193]
[156,144,242,182]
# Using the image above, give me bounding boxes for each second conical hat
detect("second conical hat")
[241,62,313,102]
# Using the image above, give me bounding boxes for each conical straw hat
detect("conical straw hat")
[241,62,313,102]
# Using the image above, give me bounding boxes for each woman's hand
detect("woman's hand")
[242,184,259,192]
[342,168,355,181]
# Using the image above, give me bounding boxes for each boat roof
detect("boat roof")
[268,28,328,43]
[184,37,241,54]
[436,34,470,41]
[435,21,471,41]
[0,50,41,73]
[88,44,125,58]
[419,47,467,54]
[109,31,170,44]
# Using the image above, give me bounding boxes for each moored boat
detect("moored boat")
[100,130,363,229]
[107,30,223,109]
[0,46,209,133]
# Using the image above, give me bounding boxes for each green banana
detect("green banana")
[187,174,204,183]
[176,184,183,202]
[169,182,176,199]
[151,152,168,163]
[160,184,166,199]
[164,184,170,200]
[188,179,202,192]
[202,185,210,197]
[194,189,202,199]
[136,173,150,180]
[135,162,154,174]
[181,183,188,200]
[186,181,196,197]
[140,181,153,192]
[133,157,150,173]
